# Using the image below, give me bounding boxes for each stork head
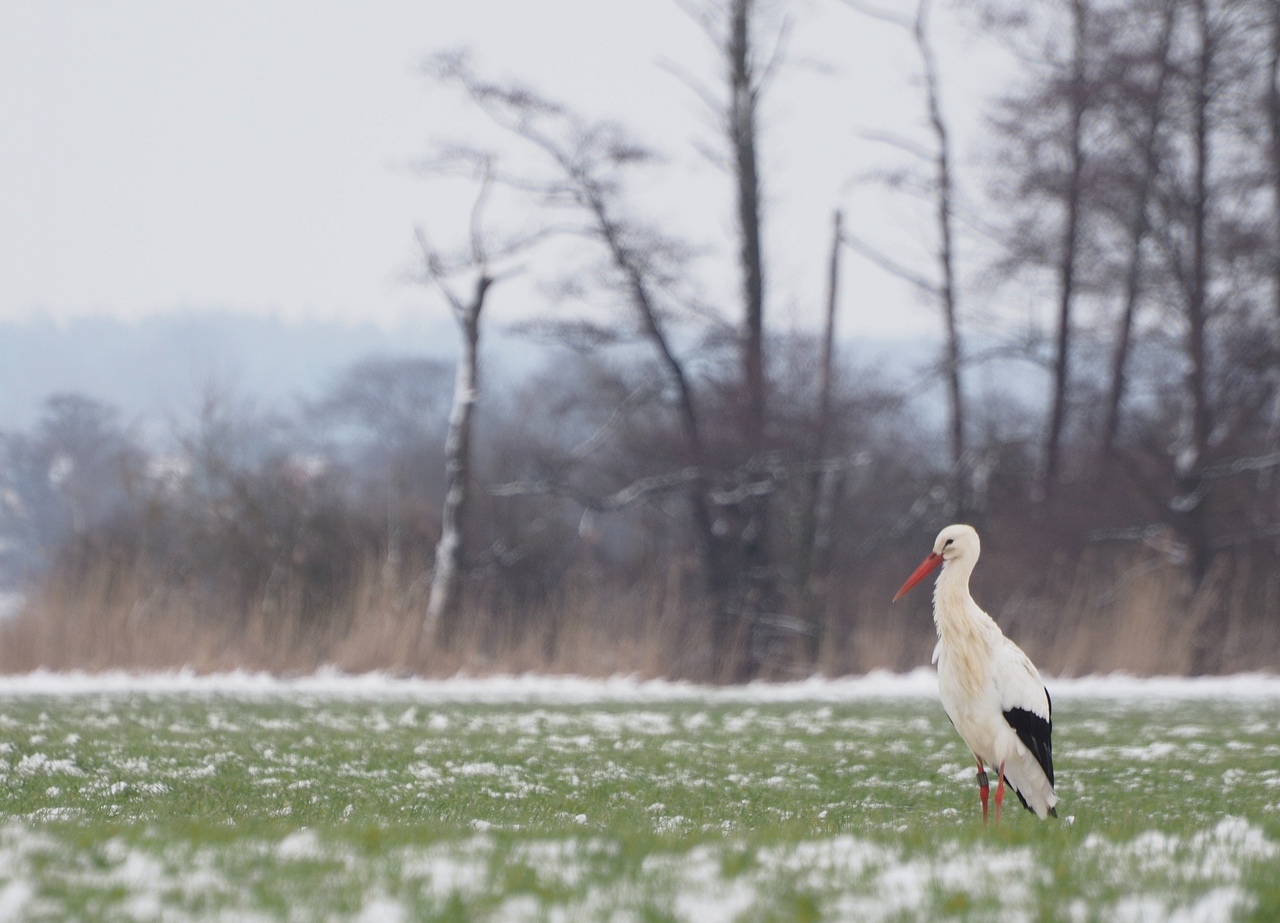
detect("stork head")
[892,524,980,602]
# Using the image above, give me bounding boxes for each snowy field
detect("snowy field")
[0,669,1277,921]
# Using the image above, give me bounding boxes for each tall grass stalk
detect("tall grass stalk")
[2,549,1278,678]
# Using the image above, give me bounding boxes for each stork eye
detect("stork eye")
[943,539,953,547]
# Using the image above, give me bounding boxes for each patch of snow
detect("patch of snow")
[402,845,491,902]
[0,880,32,918]
[0,667,1274,703]
[0,821,1269,922]
[452,761,502,777]
[1112,886,1253,923]
[1054,673,1280,701]
[1074,741,1180,763]
[277,828,324,861]
[16,753,82,776]
[357,895,406,923]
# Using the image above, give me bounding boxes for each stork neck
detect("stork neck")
[932,556,981,639]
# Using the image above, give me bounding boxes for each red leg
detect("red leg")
[994,761,1006,827]
[975,758,989,827]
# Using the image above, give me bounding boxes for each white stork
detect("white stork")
[893,524,1058,824]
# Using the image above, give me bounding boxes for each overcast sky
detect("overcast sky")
[0,1,1013,342]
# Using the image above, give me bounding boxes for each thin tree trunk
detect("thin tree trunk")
[1182,0,1214,581]
[731,0,767,453]
[1042,0,1089,499]
[1188,2,1212,460]
[846,0,963,475]
[423,274,491,647]
[815,210,842,470]
[1099,1,1177,470]
[915,0,964,470]
[723,0,775,682]
[794,211,843,668]
[1269,0,1280,325]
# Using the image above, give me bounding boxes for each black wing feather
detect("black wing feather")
[1002,688,1054,815]
[1002,688,1054,787]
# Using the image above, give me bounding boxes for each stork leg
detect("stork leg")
[975,758,989,826]
[994,760,1006,827]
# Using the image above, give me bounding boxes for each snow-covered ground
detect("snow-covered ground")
[0,666,1277,701]
[0,818,1267,923]
[0,668,1276,921]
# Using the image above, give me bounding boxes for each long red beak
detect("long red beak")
[893,551,942,602]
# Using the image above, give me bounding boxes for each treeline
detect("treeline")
[2,0,1279,678]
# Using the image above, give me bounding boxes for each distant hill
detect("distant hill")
[0,310,993,438]
[0,312,474,433]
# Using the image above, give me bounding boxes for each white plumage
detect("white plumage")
[894,524,1058,823]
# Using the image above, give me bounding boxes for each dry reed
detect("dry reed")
[1,548,1277,679]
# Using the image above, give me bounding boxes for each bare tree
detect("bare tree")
[1099,0,1179,470]
[978,0,1125,501]
[418,170,511,647]
[791,210,844,666]
[1040,0,1092,499]
[1268,0,1280,323]
[676,0,786,454]
[720,0,777,678]
[916,0,965,474]
[842,0,966,471]
[1153,0,1219,585]
[1091,0,1280,619]
[422,54,734,623]
[427,39,844,678]
[673,0,801,677]
[728,0,770,455]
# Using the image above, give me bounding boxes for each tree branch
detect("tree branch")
[841,231,939,294]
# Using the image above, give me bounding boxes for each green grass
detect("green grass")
[0,685,1277,921]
